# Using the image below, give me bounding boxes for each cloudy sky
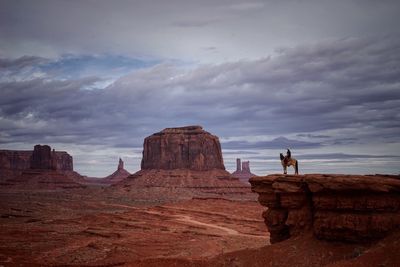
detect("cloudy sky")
[1,0,400,176]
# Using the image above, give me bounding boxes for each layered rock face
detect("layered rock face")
[52,151,73,171]
[30,145,53,169]
[231,158,257,184]
[0,150,31,171]
[1,145,73,172]
[1,145,81,189]
[30,145,73,171]
[141,126,225,171]
[250,174,400,243]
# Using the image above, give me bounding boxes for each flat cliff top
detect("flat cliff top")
[250,174,400,193]
[152,125,212,136]
[0,150,32,153]
[0,149,71,156]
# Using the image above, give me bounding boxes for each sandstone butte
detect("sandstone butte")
[0,145,73,174]
[250,174,400,244]
[0,144,84,189]
[231,158,257,184]
[141,125,225,170]
[112,126,254,201]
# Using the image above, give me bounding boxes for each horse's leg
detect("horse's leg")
[283,165,287,174]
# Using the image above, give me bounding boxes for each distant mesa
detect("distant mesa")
[30,144,73,171]
[0,145,73,174]
[112,126,254,202]
[141,125,225,171]
[231,158,257,184]
[0,144,84,189]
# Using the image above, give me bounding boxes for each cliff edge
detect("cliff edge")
[250,174,400,243]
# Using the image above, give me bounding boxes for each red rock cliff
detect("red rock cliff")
[0,145,73,172]
[0,150,31,170]
[141,126,225,171]
[30,145,73,171]
[250,174,400,243]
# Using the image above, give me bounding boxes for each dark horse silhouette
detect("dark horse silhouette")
[280,149,299,175]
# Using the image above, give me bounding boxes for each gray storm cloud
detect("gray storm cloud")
[1,0,400,175]
[1,0,400,61]
[1,37,399,150]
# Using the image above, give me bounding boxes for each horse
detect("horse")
[280,149,299,175]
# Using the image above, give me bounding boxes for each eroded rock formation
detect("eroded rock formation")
[0,145,82,189]
[118,158,124,170]
[30,145,53,169]
[31,145,73,170]
[231,158,257,184]
[250,174,400,243]
[114,126,254,202]
[1,145,73,172]
[141,126,225,171]
[0,150,31,171]
[103,158,131,183]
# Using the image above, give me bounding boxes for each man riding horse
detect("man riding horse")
[280,149,299,175]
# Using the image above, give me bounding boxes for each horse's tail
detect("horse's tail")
[295,160,299,175]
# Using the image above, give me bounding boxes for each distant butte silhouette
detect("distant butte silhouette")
[231,158,257,184]
[0,144,83,189]
[103,158,131,183]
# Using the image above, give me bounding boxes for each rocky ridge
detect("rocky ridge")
[250,174,400,243]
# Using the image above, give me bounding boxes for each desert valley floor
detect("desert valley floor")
[0,187,267,266]
[0,130,399,266]
[1,185,399,267]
